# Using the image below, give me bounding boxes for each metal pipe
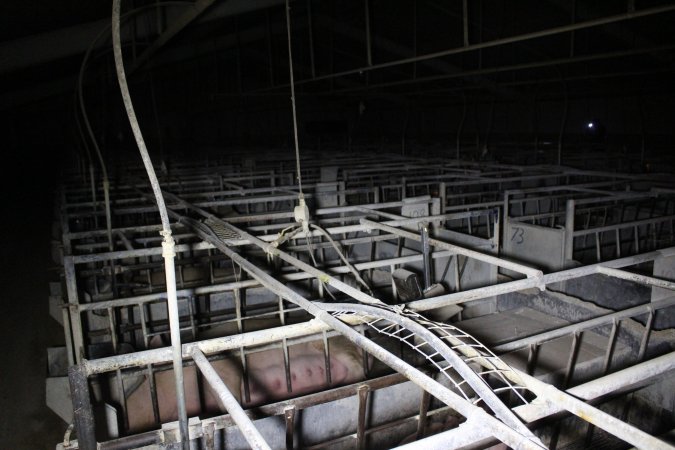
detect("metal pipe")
[596,266,675,291]
[420,224,432,289]
[394,417,491,450]
[306,0,315,78]
[319,43,675,96]
[364,0,372,66]
[456,94,466,160]
[558,82,568,165]
[111,1,188,446]
[518,371,672,450]
[190,347,272,450]
[462,0,469,47]
[564,199,575,262]
[68,365,97,450]
[270,4,675,88]
[517,350,675,424]
[129,0,216,74]
[493,296,675,354]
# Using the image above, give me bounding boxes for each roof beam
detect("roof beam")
[128,0,217,75]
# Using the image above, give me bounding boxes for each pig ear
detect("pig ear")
[148,334,168,348]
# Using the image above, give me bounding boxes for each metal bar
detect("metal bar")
[284,406,296,450]
[409,277,542,312]
[596,266,675,291]
[637,308,654,361]
[493,296,675,353]
[564,199,575,262]
[526,343,539,375]
[563,332,582,388]
[190,347,272,450]
[394,417,492,450]
[420,224,432,289]
[516,370,673,450]
[435,324,674,450]
[306,0,315,78]
[61,305,75,367]
[602,319,620,374]
[462,0,469,47]
[280,4,675,87]
[81,254,675,374]
[64,258,85,363]
[360,218,544,279]
[574,215,675,237]
[511,351,675,447]
[364,0,372,66]
[129,0,217,74]
[68,365,97,450]
[266,10,275,86]
[356,385,370,449]
[416,387,431,439]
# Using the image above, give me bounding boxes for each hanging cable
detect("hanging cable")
[111,1,189,448]
[284,0,304,199]
[77,1,190,252]
[310,224,373,295]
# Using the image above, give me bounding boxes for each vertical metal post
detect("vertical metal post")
[284,406,297,450]
[69,365,97,450]
[420,224,432,290]
[558,84,569,165]
[564,199,575,264]
[413,1,417,78]
[364,0,373,66]
[155,0,164,34]
[439,182,447,214]
[637,309,654,361]
[162,237,190,449]
[356,385,370,450]
[235,18,243,93]
[266,10,275,86]
[64,258,85,363]
[478,0,483,67]
[61,306,75,367]
[570,0,576,57]
[416,389,431,439]
[89,164,98,229]
[639,96,646,166]
[526,343,540,375]
[456,95,466,160]
[462,0,469,47]
[306,0,316,78]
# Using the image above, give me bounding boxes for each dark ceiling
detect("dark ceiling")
[2,0,675,107]
[1,0,674,166]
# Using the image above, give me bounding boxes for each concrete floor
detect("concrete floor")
[0,159,68,449]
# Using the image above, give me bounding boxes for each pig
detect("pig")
[124,336,366,433]
[243,337,364,406]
